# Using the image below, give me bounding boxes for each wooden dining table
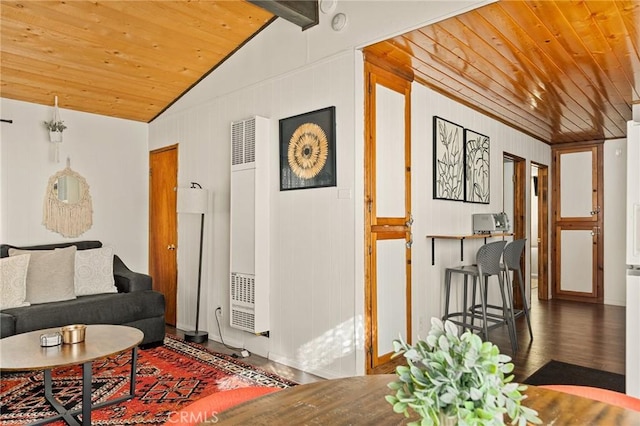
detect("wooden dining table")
[201,374,640,425]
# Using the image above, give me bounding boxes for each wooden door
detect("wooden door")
[552,144,603,303]
[364,62,412,374]
[149,145,178,325]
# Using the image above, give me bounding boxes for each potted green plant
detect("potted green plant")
[386,318,541,426]
[44,119,67,143]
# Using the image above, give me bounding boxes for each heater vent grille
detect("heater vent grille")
[244,119,256,163]
[231,118,256,166]
[230,272,255,332]
[231,309,255,332]
[230,272,255,305]
[231,122,244,166]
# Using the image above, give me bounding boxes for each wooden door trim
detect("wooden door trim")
[151,143,179,154]
[364,63,374,374]
[362,49,415,84]
[504,153,526,308]
[364,60,412,374]
[532,162,549,300]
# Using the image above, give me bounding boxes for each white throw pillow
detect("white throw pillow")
[8,246,77,304]
[0,254,31,310]
[74,247,117,296]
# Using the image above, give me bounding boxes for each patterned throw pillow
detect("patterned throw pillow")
[0,254,31,310]
[74,247,117,296]
[8,246,77,304]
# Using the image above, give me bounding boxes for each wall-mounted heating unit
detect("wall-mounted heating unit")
[230,116,270,334]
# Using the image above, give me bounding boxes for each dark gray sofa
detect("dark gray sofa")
[0,240,165,346]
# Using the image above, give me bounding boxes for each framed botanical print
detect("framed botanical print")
[433,116,464,201]
[464,129,490,203]
[279,106,336,191]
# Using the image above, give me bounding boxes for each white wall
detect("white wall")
[0,98,149,272]
[604,138,627,306]
[151,51,359,379]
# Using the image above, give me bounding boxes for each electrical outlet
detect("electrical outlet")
[216,306,222,316]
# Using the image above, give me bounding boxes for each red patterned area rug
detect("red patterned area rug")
[0,335,296,425]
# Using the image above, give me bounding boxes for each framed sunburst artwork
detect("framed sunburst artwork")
[279,106,336,191]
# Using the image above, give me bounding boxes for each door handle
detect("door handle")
[405,213,414,228]
[406,232,413,249]
[167,244,176,250]
[590,227,600,236]
[590,206,601,215]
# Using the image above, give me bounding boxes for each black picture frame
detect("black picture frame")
[433,116,464,201]
[464,128,490,204]
[279,106,336,191]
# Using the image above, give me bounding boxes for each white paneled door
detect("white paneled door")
[364,62,412,374]
[552,145,603,302]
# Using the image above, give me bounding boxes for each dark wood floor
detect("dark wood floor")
[168,297,626,384]
[489,297,626,381]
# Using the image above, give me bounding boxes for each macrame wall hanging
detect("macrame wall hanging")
[43,160,93,237]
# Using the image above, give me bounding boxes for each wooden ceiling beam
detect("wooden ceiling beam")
[249,0,318,30]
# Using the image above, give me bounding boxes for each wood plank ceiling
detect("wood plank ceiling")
[364,0,640,144]
[1,1,274,122]
[1,0,639,144]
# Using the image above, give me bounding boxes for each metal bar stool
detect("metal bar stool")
[443,240,518,353]
[502,238,534,341]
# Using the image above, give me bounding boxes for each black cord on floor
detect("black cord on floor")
[215,308,251,358]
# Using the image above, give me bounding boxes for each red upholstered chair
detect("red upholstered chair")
[164,386,281,426]
[540,385,640,412]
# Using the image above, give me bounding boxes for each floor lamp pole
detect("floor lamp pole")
[184,212,208,343]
